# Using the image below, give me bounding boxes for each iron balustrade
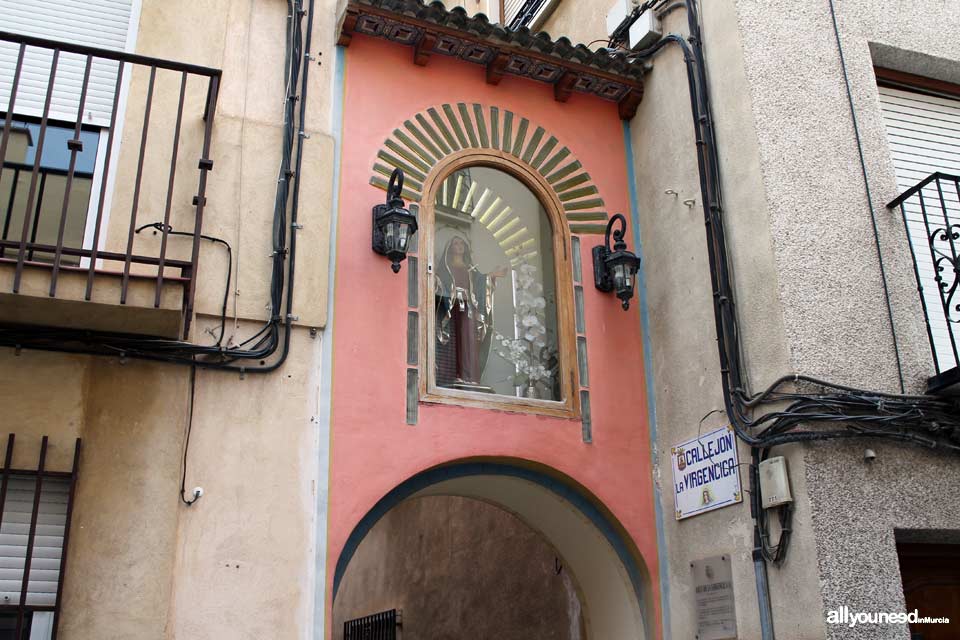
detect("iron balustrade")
[888,172,960,389]
[0,30,221,337]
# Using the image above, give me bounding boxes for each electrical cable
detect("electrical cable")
[179,364,200,506]
[135,222,232,345]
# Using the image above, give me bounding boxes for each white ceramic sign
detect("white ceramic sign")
[671,426,742,520]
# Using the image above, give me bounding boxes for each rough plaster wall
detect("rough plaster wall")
[731,2,960,639]
[733,0,932,393]
[738,0,960,638]
[332,496,584,640]
[805,440,960,640]
[624,2,827,637]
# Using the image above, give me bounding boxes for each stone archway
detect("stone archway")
[333,461,651,640]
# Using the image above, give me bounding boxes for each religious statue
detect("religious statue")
[435,235,508,391]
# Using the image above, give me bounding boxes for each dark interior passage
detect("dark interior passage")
[333,495,585,640]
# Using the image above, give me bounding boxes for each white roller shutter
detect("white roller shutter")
[0,477,70,607]
[879,85,960,370]
[0,0,136,126]
[504,0,526,25]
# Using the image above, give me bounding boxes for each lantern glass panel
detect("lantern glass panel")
[432,166,561,401]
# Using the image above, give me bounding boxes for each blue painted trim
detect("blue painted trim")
[312,45,347,640]
[623,120,671,640]
[332,462,649,616]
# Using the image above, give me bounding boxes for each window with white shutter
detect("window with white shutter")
[0,0,139,264]
[0,0,137,126]
[879,79,960,373]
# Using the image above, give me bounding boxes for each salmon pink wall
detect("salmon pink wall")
[328,34,659,635]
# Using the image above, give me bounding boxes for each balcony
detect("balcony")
[888,172,960,393]
[0,31,220,340]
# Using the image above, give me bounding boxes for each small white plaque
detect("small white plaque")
[691,555,738,640]
[671,426,742,520]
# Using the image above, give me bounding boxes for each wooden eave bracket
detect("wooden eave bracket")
[337,8,359,47]
[554,72,577,102]
[414,31,437,66]
[618,87,644,120]
[486,51,510,85]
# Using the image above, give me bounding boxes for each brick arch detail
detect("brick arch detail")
[369,103,610,235]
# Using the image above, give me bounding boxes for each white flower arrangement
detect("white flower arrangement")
[494,262,558,392]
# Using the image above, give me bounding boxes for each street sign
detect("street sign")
[671,426,742,520]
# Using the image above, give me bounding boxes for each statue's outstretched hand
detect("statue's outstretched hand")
[490,264,510,279]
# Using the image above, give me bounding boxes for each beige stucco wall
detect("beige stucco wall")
[0,350,188,639]
[537,0,605,43]
[0,1,339,638]
[1,328,322,639]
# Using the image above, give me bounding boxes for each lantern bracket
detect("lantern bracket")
[372,168,418,273]
[592,213,628,293]
[592,213,640,310]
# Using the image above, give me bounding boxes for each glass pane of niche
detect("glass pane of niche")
[433,166,561,401]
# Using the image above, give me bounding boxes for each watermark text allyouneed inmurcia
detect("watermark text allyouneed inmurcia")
[826,606,950,628]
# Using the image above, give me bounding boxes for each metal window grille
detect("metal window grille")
[506,0,547,29]
[0,435,81,640]
[344,609,401,640]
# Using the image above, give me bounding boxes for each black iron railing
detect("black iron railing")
[888,172,960,387]
[0,30,220,336]
[344,609,400,640]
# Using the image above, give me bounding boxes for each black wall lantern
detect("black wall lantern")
[593,213,641,310]
[372,168,418,273]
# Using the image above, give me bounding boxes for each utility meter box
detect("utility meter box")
[606,0,661,49]
[759,456,793,509]
[605,0,635,40]
[629,9,662,50]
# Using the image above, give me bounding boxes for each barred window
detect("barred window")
[0,436,80,640]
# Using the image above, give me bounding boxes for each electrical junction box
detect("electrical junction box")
[606,0,639,41]
[605,0,662,50]
[759,456,793,509]
[629,9,662,51]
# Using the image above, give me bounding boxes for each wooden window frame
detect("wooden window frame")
[875,67,960,100]
[418,150,580,419]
